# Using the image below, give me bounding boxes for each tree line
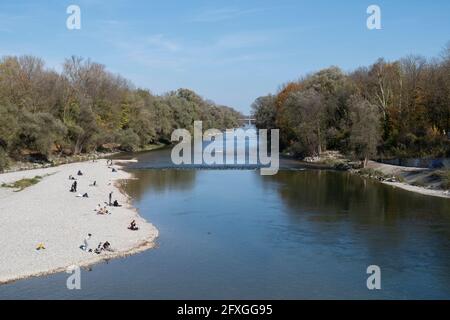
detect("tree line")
[0,55,242,170]
[252,43,450,166]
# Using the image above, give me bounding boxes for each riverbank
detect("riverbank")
[362,161,450,199]
[1,143,167,174]
[0,159,158,285]
[286,153,450,199]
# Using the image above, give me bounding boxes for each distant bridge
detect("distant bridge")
[238,118,256,126]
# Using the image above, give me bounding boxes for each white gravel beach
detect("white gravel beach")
[0,159,158,284]
[366,161,450,199]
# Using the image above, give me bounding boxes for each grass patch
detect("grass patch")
[359,168,387,178]
[1,175,47,192]
[358,168,405,183]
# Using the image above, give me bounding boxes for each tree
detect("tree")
[251,95,277,130]
[283,89,326,157]
[349,96,381,167]
[13,112,67,158]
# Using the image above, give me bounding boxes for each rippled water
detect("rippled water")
[1,147,450,299]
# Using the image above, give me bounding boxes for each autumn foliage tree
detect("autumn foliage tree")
[0,55,242,170]
[252,43,450,162]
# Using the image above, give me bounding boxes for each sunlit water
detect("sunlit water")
[1,145,450,299]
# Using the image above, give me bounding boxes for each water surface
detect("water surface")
[1,148,450,299]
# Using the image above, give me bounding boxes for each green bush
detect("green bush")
[118,129,140,152]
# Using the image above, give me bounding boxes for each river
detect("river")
[1,145,450,299]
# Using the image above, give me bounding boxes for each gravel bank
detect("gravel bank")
[0,159,158,284]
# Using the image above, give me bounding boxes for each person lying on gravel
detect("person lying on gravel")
[76,193,89,198]
[80,234,92,251]
[96,205,110,215]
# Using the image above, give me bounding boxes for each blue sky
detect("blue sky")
[0,0,449,113]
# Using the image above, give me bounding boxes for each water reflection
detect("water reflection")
[124,170,196,201]
[122,168,450,298]
[261,170,450,225]
[3,156,450,298]
[260,170,450,292]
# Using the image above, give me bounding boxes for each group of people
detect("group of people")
[94,241,113,254]
[107,159,118,173]
[96,204,110,215]
[80,234,113,254]
[69,170,93,196]
[108,191,122,207]
[75,159,141,256]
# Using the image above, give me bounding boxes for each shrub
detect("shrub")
[118,128,140,152]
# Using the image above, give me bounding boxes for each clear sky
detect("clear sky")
[0,0,449,113]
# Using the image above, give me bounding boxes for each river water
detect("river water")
[1,146,450,299]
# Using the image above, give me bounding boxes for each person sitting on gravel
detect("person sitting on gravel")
[94,243,103,254]
[128,220,139,231]
[70,181,77,193]
[112,168,118,173]
[93,241,113,253]
[113,200,121,207]
[103,241,113,252]
[69,175,76,180]
[77,170,83,176]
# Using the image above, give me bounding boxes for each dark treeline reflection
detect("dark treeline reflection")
[259,170,450,288]
[123,170,196,201]
[261,170,450,225]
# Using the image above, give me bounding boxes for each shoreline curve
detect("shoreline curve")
[0,159,158,285]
